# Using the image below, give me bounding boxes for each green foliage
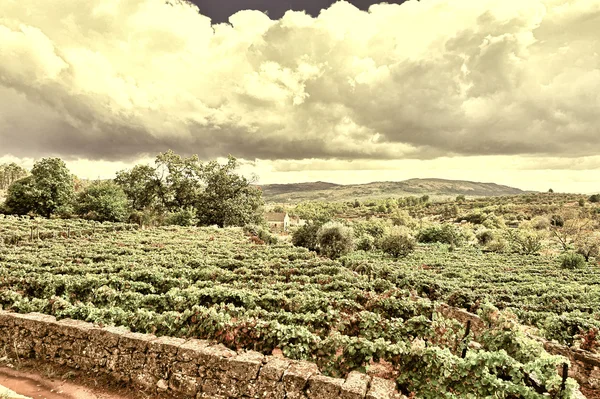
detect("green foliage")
[352,218,390,239]
[506,229,544,255]
[589,194,600,203]
[165,207,198,227]
[75,181,129,222]
[0,217,584,397]
[559,251,586,269]
[4,158,74,217]
[291,222,322,252]
[155,150,203,210]
[378,229,416,258]
[316,221,355,259]
[356,234,376,251]
[550,214,564,227]
[115,165,160,211]
[475,228,495,245]
[0,162,28,190]
[242,223,278,245]
[195,156,263,227]
[417,224,464,246]
[3,176,38,215]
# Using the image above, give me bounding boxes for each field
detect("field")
[0,214,589,397]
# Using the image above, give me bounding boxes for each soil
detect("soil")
[0,359,152,399]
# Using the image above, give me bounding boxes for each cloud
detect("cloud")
[0,0,599,163]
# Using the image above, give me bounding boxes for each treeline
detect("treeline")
[0,163,27,190]
[0,151,263,227]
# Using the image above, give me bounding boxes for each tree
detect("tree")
[4,158,74,217]
[195,156,263,227]
[379,229,416,258]
[31,158,74,217]
[589,194,600,203]
[155,150,203,210]
[3,176,38,215]
[548,188,554,193]
[316,221,355,259]
[75,181,129,222]
[115,165,161,211]
[0,163,28,190]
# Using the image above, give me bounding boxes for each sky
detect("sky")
[1,0,599,193]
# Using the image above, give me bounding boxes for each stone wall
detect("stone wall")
[0,310,404,399]
[437,304,600,390]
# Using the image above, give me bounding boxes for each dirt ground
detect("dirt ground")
[0,358,150,399]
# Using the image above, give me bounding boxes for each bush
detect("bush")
[379,230,416,258]
[243,223,278,245]
[353,219,390,239]
[560,252,586,269]
[550,214,564,227]
[589,194,600,203]
[507,229,544,255]
[166,207,198,226]
[316,222,355,259]
[475,228,495,245]
[75,181,129,222]
[417,224,464,246]
[291,223,322,252]
[356,234,376,251]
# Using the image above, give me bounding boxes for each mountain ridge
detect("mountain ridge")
[258,178,534,203]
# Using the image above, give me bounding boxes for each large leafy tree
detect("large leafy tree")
[155,150,202,210]
[3,158,74,217]
[115,165,161,211]
[195,156,263,227]
[75,181,129,222]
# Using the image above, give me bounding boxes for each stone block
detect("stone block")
[226,350,264,381]
[341,371,371,399]
[260,357,291,382]
[169,372,200,397]
[366,377,397,399]
[306,374,344,399]
[283,361,319,398]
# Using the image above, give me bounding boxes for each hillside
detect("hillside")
[259,178,533,203]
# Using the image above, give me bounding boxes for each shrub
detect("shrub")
[550,214,564,227]
[589,194,600,203]
[458,210,486,225]
[559,252,586,269]
[75,181,129,222]
[475,228,495,245]
[316,222,355,259]
[243,223,278,245]
[507,229,544,255]
[529,216,550,230]
[356,234,376,251]
[353,219,389,240]
[379,230,416,258]
[291,223,322,252]
[417,224,464,246]
[166,207,198,227]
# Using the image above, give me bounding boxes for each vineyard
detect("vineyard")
[0,216,587,398]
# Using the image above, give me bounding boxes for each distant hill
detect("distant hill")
[259,178,533,203]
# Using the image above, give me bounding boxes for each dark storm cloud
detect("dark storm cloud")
[188,0,408,23]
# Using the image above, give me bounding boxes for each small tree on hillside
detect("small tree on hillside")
[316,221,355,259]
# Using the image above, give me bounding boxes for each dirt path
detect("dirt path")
[0,367,133,399]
